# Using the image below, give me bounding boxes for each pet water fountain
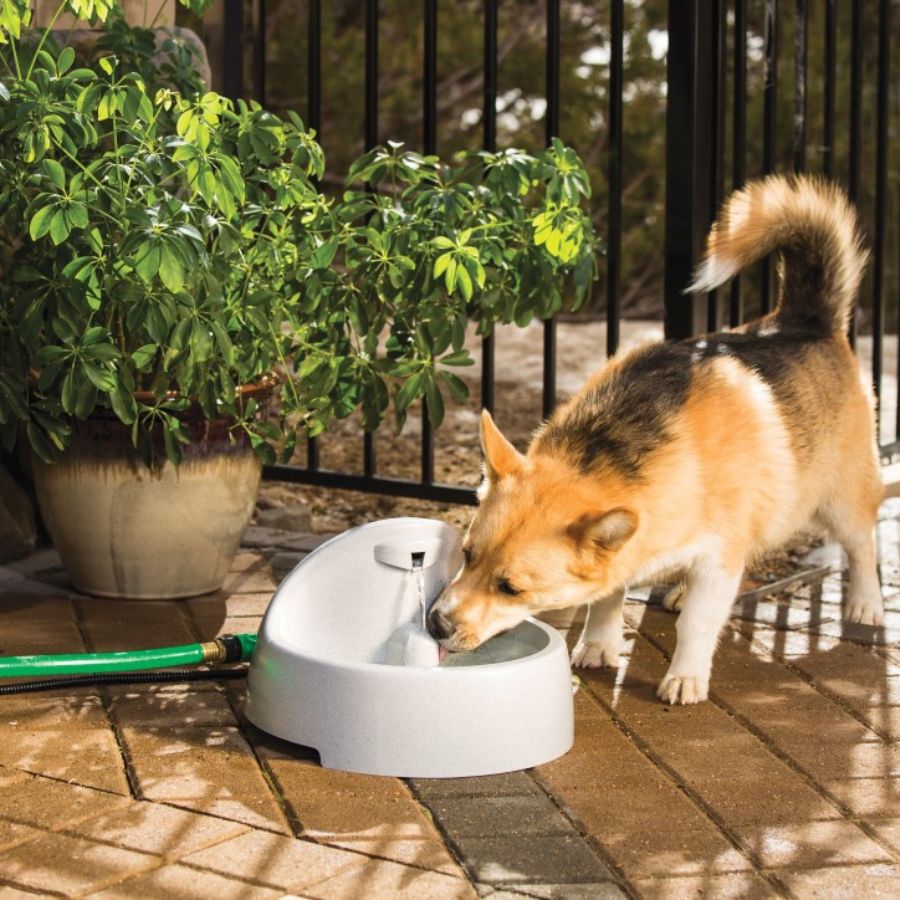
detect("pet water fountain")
[245,517,574,777]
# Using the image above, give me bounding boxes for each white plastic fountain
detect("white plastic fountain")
[245,517,574,777]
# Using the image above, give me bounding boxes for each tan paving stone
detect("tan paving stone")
[220,566,277,595]
[106,683,239,728]
[76,597,195,652]
[119,725,290,833]
[259,758,463,874]
[584,631,839,827]
[0,771,130,829]
[0,595,84,654]
[0,687,106,729]
[68,800,249,858]
[190,591,273,618]
[302,857,476,899]
[534,694,753,879]
[182,828,363,890]
[823,777,900,819]
[737,820,891,868]
[0,832,158,895]
[0,820,43,853]
[0,725,128,794]
[90,862,282,899]
[631,872,776,899]
[778,862,900,898]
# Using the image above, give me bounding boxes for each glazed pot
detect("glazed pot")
[31,381,273,600]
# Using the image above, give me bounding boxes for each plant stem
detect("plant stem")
[25,0,67,81]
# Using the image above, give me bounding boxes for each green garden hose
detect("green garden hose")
[0,633,257,679]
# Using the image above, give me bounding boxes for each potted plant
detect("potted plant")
[0,4,598,599]
[0,9,331,597]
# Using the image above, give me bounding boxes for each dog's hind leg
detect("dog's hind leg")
[657,559,743,705]
[820,490,884,627]
[571,588,625,669]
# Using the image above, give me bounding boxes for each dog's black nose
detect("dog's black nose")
[427,608,452,640]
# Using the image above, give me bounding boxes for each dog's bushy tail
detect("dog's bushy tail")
[687,174,868,334]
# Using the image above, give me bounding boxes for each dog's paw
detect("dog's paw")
[662,583,687,612]
[571,639,619,669]
[844,593,885,627]
[656,674,708,705]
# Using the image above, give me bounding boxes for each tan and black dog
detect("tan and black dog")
[428,174,884,704]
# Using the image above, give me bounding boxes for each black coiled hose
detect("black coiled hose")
[0,667,249,695]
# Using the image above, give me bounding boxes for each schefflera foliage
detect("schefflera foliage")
[0,38,335,466]
[311,140,598,432]
[0,26,597,469]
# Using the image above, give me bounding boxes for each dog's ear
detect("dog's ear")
[480,409,524,482]
[568,508,638,551]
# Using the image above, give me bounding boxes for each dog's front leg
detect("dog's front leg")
[656,560,742,705]
[571,588,625,669]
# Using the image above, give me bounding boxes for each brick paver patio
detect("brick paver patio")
[2,501,900,898]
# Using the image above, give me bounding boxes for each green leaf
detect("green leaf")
[394,370,424,413]
[158,247,183,292]
[433,252,452,278]
[456,264,473,301]
[311,237,339,269]
[108,382,136,424]
[82,361,117,392]
[134,241,161,282]
[98,55,115,76]
[131,344,157,369]
[49,209,70,245]
[42,158,65,190]
[57,46,75,75]
[440,371,470,402]
[424,374,445,427]
[440,349,475,366]
[29,206,54,240]
[26,422,57,464]
[67,203,88,230]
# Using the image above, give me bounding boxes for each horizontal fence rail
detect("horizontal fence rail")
[210,0,899,504]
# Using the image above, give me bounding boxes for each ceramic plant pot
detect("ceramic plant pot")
[32,381,273,600]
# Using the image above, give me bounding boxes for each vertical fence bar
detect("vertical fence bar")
[254,0,266,104]
[707,0,726,333]
[664,0,713,340]
[363,0,379,478]
[792,0,807,173]
[306,0,322,471]
[847,0,862,348]
[481,0,498,413]
[760,0,777,315]
[874,0,889,434]
[606,0,623,358]
[543,0,560,418]
[421,0,437,483]
[222,0,244,100]
[730,0,746,327]
[822,0,835,178]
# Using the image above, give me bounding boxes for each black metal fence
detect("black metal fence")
[212,0,897,504]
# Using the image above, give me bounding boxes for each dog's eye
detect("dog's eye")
[497,577,521,597]
[462,547,472,566]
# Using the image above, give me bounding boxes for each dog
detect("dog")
[428,174,884,704]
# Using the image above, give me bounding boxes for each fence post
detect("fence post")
[222,0,244,100]
[664,0,716,340]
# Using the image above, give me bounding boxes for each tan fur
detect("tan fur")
[429,176,883,705]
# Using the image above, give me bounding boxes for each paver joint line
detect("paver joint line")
[576,681,790,897]
[635,615,900,868]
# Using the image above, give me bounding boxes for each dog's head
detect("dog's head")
[428,410,638,651]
